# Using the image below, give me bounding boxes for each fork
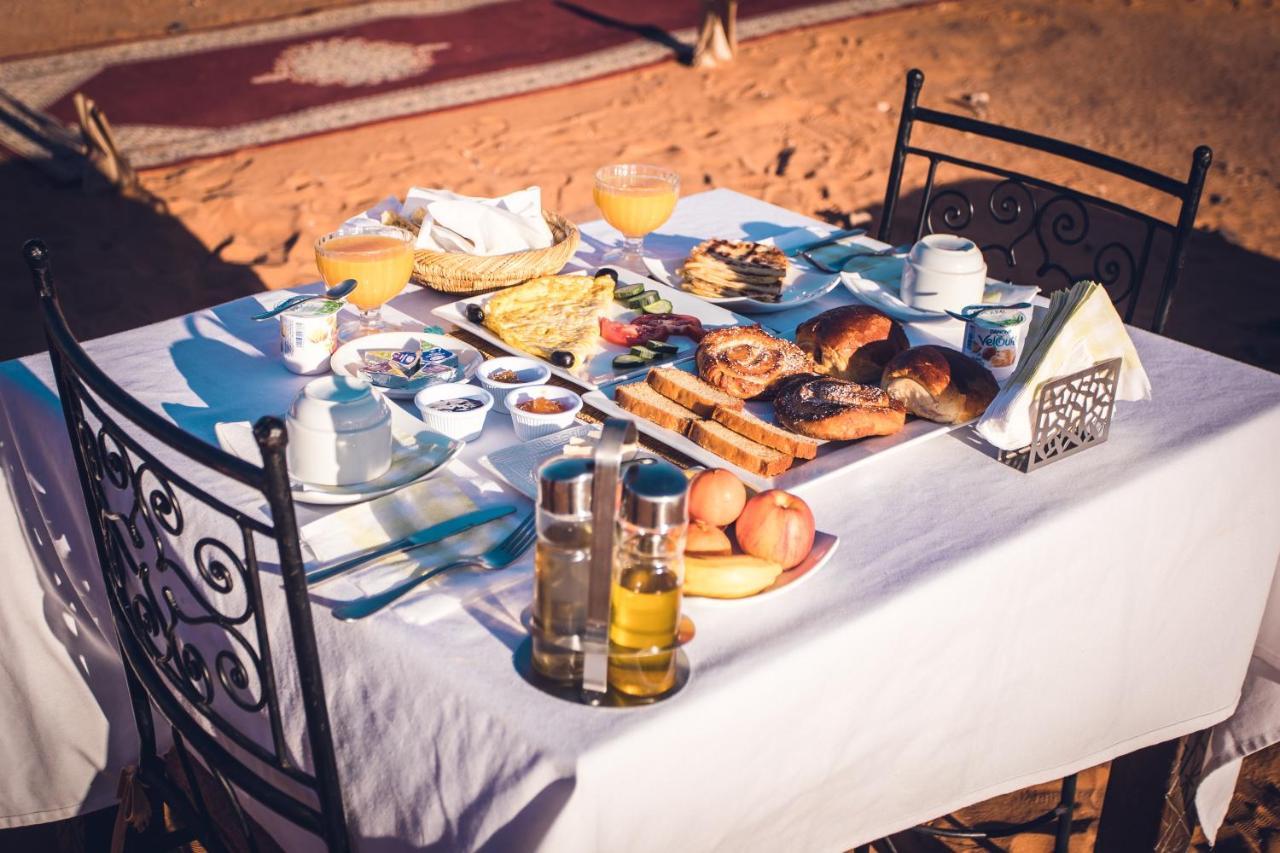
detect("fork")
[332,512,537,621]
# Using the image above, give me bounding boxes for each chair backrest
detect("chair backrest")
[878,68,1211,335]
[23,240,349,852]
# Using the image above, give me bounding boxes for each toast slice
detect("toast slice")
[615,382,699,435]
[712,405,820,460]
[647,367,744,418]
[688,420,794,477]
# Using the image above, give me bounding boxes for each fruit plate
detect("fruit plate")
[686,531,839,606]
[431,269,756,391]
[582,358,960,492]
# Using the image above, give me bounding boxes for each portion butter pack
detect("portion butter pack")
[360,342,459,390]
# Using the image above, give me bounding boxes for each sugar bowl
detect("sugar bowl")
[286,376,393,486]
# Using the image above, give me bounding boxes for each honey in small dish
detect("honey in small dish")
[516,397,571,415]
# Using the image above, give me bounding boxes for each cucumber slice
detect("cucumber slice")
[646,341,679,356]
[612,354,650,369]
[641,299,673,315]
[629,345,659,360]
[625,290,660,310]
[613,282,644,301]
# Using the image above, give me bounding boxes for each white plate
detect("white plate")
[330,332,484,399]
[214,403,463,506]
[432,269,755,390]
[686,531,840,606]
[583,358,959,492]
[841,256,1042,323]
[642,255,840,314]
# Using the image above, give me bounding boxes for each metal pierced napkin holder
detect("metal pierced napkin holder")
[998,357,1122,473]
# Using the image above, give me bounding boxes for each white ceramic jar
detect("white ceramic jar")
[285,376,392,486]
[900,234,988,313]
[414,383,493,442]
[506,385,583,440]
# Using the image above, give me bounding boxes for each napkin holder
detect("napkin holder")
[999,357,1122,473]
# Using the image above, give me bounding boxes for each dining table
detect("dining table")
[2,187,1278,851]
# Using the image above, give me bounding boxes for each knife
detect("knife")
[305,504,517,585]
[784,228,868,257]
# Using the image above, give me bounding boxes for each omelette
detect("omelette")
[482,273,615,367]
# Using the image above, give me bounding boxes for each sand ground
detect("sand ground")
[1,0,1278,850]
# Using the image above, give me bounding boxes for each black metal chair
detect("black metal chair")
[24,239,350,853]
[878,68,1211,335]
[863,68,1213,853]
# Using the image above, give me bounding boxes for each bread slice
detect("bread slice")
[647,367,744,418]
[711,405,820,460]
[688,420,794,477]
[615,382,699,435]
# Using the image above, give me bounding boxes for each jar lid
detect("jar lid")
[620,460,687,530]
[537,457,593,515]
[288,375,389,433]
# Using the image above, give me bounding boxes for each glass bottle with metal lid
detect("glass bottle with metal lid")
[531,456,594,683]
[608,460,688,698]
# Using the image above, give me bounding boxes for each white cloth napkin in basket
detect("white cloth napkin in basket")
[347,187,554,256]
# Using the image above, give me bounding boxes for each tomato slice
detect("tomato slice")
[599,317,669,347]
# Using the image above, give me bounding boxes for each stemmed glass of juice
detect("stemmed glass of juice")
[315,224,415,340]
[593,164,679,272]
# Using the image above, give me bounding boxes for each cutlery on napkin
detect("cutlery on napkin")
[976,279,1151,451]
[301,474,528,622]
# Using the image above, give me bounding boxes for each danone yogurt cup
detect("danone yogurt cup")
[959,305,1031,381]
[279,298,342,375]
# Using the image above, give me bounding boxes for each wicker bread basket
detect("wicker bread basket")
[411,210,580,294]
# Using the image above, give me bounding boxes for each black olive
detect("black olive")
[465,303,485,324]
[550,350,575,368]
[596,267,620,285]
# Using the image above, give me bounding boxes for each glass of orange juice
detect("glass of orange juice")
[315,224,415,340]
[593,164,679,271]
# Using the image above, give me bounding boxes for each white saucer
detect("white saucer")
[330,331,483,399]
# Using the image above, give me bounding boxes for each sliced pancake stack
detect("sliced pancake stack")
[678,239,788,302]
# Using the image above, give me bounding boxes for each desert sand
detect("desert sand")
[1,0,1278,850]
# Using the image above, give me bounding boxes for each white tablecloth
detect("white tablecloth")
[2,189,1278,849]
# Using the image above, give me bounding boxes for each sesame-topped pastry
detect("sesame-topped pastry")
[774,375,906,441]
[695,326,814,399]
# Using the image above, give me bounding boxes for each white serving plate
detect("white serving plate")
[582,356,961,492]
[330,331,484,399]
[841,255,1041,323]
[215,402,462,506]
[642,255,840,314]
[687,531,840,606]
[432,269,755,390]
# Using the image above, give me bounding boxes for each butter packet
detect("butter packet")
[360,344,459,389]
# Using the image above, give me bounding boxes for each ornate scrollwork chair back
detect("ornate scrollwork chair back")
[23,240,350,853]
[879,68,1211,335]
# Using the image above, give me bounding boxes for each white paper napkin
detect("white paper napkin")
[976,280,1151,450]
[405,186,552,255]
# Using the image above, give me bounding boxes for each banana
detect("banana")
[683,554,784,599]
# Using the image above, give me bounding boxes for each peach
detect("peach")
[687,468,747,527]
[735,490,815,570]
[685,519,733,556]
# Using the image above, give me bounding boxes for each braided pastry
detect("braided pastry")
[695,326,814,399]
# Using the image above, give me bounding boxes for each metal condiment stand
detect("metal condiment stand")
[519,417,692,707]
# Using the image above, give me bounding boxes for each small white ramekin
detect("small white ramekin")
[505,385,583,441]
[413,383,493,442]
[476,357,552,413]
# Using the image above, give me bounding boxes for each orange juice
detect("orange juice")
[315,234,413,311]
[593,176,678,238]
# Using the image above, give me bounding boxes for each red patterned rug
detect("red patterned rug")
[0,0,924,169]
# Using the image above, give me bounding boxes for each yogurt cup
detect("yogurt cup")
[414,383,493,442]
[958,305,1031,381]
[279,298,342,375]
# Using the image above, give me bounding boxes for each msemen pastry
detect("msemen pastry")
[880,345,999,424]
[696,326,814,399]
[795,305,909,384]
[482,273,614,366]
[774,375,906,441]
[679,239,788,302]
